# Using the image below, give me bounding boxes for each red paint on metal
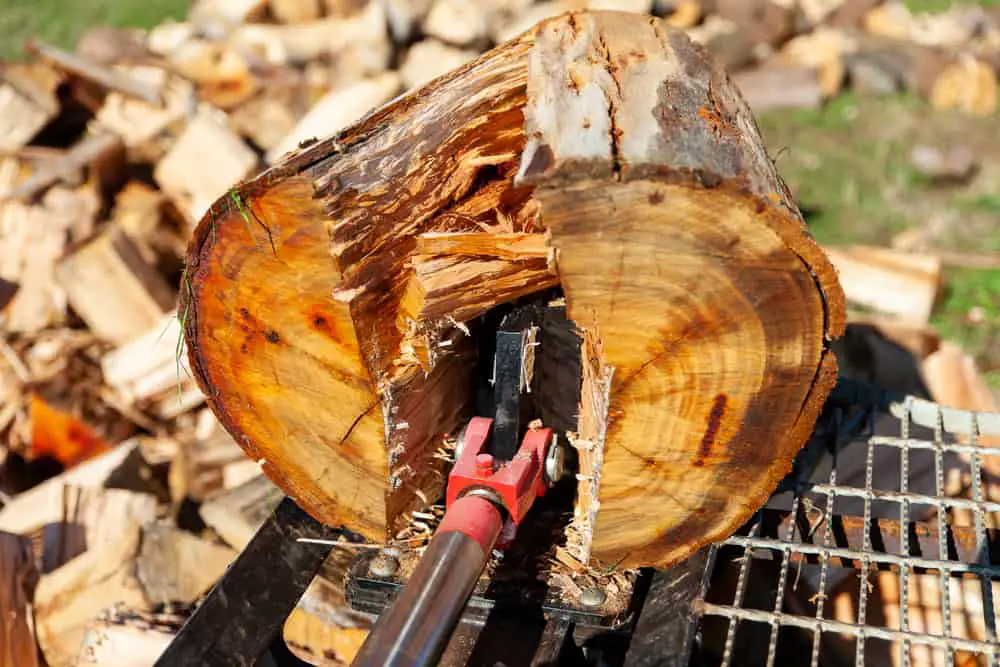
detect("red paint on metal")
[437,494,504,554]
[445,417,553,547]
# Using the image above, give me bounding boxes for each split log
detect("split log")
[229,2,390,69]
[112,181,191,265]
[181,11,844,569]
[269,0,323,23]
[0,531,42,667]
[0,62,61,151]
[166,41,259,110]
[424,0,491,46]
[659,0,701,29]
[134,525,236,604]
[169,409,251,502]
[101,311,204,420]
[227,90,301,153]
[286,550,371,665]
[386,0,435,43]
[777,28,854,99]
[77,609,181,666]
[0,440,143,534]
[832,570,1000,667]
[264,73,401,164]
[400,40,479,91]
[189,0,268,25]
[285,609,368,665]
[74,26,149,67]
[55,228,176,345]
[26,40,161,106]
[712,0,796,50]
[153,105,258,224]
[823,245,941,325]
[731,64,825,111]
[33,521,232,667]
[684,16,759,71]
[1,176,101,333]
[94,67,196,155]
[5,132,123,202]
[199,473,282,549]
[926,55,998,116]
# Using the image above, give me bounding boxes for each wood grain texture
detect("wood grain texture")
[183,10,844,567]
[515,11,845,567]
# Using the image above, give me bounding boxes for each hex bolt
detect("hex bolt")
[369,551,400,578]
[580,587,607,608]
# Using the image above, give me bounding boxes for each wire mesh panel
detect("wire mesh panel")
[693,396,1000,667]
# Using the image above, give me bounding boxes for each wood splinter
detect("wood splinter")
[182,10,845,570]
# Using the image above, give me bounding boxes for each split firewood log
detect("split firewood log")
[181,10,845,569]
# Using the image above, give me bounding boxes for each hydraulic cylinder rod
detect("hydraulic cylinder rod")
[351,494,504,667]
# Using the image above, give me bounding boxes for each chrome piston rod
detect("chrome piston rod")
[351,495,503,667]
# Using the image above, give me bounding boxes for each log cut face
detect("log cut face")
[515,11,845,567]
[183,10,845,567]
[184,37,539,541]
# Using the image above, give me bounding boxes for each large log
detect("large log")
[182,10,844,569]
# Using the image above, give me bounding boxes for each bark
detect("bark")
[182,10,844,569]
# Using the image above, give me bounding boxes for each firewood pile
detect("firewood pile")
[1,1,999,666]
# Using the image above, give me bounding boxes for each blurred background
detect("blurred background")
[1,1,999,666]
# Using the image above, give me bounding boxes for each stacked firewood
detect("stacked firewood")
[1,1,999,666]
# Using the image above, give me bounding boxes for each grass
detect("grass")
[904,0,1000,12]
[757,92,929,246]
[0,0,188,61]
[758,90,1000,381]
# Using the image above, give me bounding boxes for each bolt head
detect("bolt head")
[369,552,400,578]
[475,453,495,476]
[544,440,565,484]
[580,587,607,608]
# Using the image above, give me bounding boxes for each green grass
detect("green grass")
[932,268,1000,379]
[757,92,928,246]
[758,90,1000,381]
[0,0,189,61]
[904,0,1000,13]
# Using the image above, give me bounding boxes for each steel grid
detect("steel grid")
[696,397,1000,667]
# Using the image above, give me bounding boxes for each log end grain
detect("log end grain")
[183,11,845,568]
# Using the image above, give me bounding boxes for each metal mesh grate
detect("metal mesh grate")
[694,396,1000,667]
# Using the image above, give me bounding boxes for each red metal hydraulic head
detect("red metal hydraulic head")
[446,416,553,539]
